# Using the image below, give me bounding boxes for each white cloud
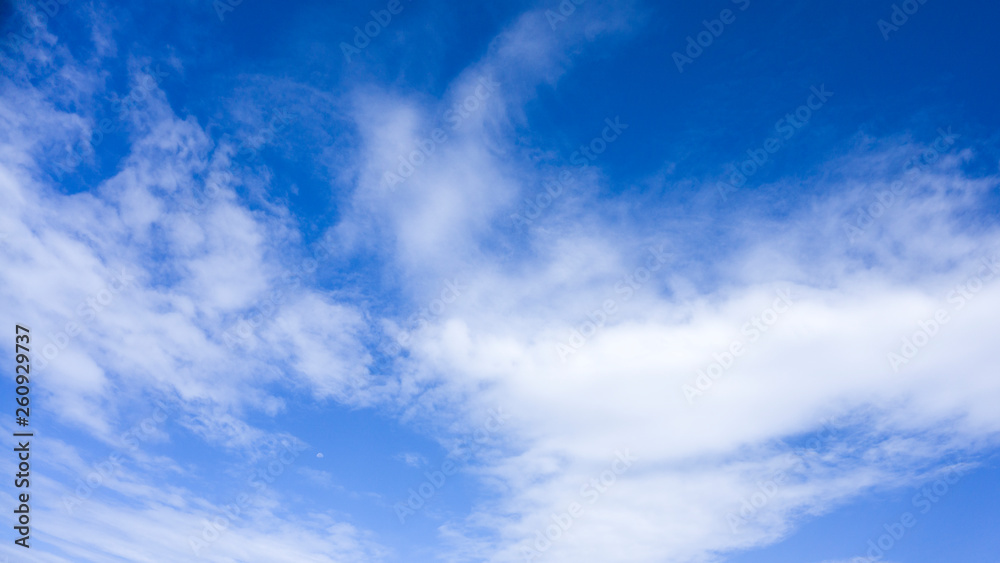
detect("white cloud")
[0,23,389,560]
[384,144,1000,561]
[327,12,1000,561]
[396,452,428,468]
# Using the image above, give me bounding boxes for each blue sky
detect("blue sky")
[1,0,999,561]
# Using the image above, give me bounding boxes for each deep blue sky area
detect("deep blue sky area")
[151,0,1000,228]
[11,0,999,218]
